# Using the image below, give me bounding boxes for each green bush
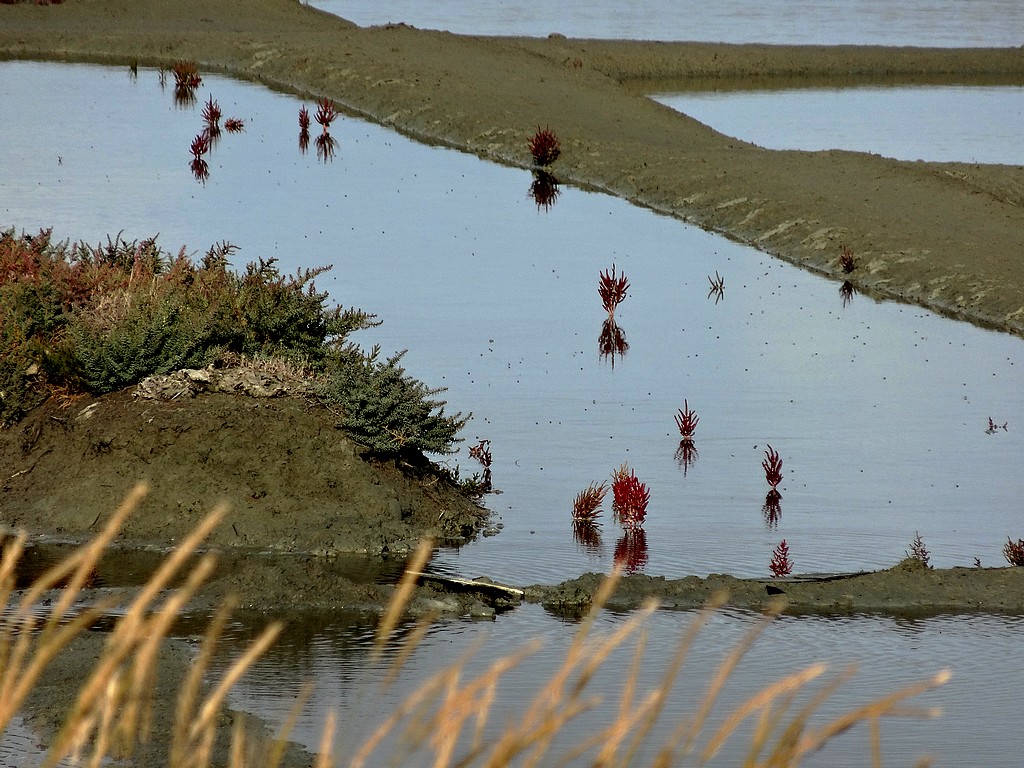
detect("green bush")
[1,228,469,457]
[321,347,469,456]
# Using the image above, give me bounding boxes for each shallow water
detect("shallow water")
[305,0,1024,46]
[3,61,1024,765]
[654,85,1024,165]
[199,604,1024,767]
[2,62,1023,586]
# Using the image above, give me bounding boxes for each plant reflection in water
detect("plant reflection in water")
[529,170,560,211]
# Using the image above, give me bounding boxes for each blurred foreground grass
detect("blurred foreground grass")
[1,485,947,767]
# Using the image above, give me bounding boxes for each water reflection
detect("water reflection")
[572,520,603,553]
[598,316,628,366]
[315,131,338,162]
[613,529,649,573]
[840,279,856,307]
[674,439,698,475]
[762,488,783,528]
[528,170,560,211]
[707,270,725,303]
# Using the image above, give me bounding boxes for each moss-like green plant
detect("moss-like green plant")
[321,347,468,456]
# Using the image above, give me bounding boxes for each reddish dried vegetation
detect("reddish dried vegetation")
[762,444,784,489]
[675,400,699,441]
[769,540,793,577]
[611,464,650,532]
[1004,538,1024,566]
[571,482,608,527]
[598,264,629,317]
[528,126,561,167]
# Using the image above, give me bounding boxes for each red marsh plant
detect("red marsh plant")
[201,96,222,138]
[907,531,931,567]
[598,264,629,317]
[171,60,201,90]
[528,125,561,167]
[189,132,210,159]
[223,117,245,133]
[529,170,560,211]
[762,444,784,489]
[675,399,699,442]
[1004,538,1024,566]
[171,60,201,108]
[769,539,793,577]
[314,97,339,129]
[571,481,608,528]
[611,463,650,532]
[839,244,857,273]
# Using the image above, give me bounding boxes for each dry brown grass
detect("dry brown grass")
[1,489,948,767]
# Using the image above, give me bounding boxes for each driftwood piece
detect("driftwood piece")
[411,571,524,601]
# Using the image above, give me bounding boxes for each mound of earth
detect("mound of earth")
[0,377,490,559]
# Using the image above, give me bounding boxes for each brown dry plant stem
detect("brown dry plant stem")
[0,483,289,768]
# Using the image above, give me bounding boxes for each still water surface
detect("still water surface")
[2,62,1023,584]
[306,0,1024,46]
[2,62,1024,765]
[654,85,1024,165]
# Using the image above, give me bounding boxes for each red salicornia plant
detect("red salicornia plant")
[299,106,311,132]
[769,539,793,578]
[1004,538,1024,566]
[528,126,561,167]
[762,444,783,489]
[224,117,245,133]
[314,97,338,129]
[572,481,608,527]
[202,96,222,132]
[675,400,699,441]
[839,244,857,273]
[611,464,650,532]
[189,132,210,159]
[598,264,629,317]
[907,531,931,567]
[171,60,201,90]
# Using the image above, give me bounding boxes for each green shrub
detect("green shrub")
[1,228,467,457]
[321,347,468,456]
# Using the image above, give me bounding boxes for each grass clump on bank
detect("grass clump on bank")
[0,227,467,455]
